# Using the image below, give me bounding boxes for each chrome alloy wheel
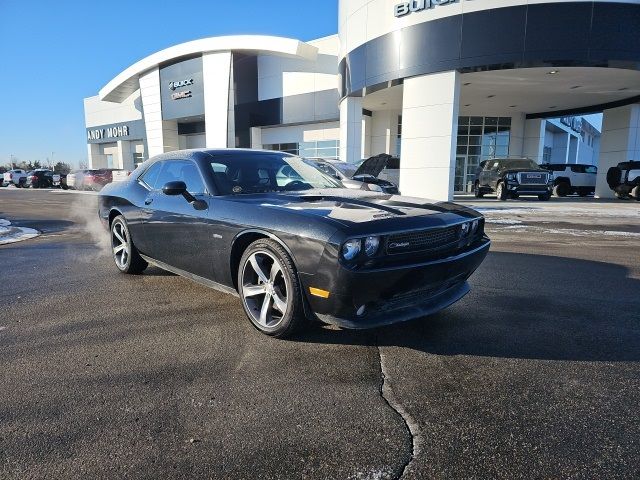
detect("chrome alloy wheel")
[112,221,130,270]
[241,252,288,328]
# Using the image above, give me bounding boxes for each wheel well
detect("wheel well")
[108,209,122,227]
[230,232,269,291]
[555,177,571,186]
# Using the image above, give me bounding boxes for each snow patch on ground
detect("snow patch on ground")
[486,218,524,225]
[0,219,40,245]
[487,223,640,238]
[49,190,98,195]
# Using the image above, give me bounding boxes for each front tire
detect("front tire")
[553,182,570,197]
[496,182,508,201]
[538,192,551,201]
[238,239,306,338]
[110,215,148,274]
[474,182,484,198]
[615,191,628,200]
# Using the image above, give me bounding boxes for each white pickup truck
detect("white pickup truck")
[2,169,28,187]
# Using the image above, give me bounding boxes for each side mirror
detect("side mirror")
[162,181,187,196]
[162,180,207,210]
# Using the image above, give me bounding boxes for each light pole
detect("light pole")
[10,154,15,169]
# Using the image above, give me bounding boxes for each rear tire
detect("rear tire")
[496,182,508,201]
[110,215,148,274]
[632,185,640,201]
[238,238,307,338]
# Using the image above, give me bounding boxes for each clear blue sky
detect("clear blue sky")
[0,0,338,168]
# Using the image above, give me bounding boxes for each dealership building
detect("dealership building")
[84,0,640,200]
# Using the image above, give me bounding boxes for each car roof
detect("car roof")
[148,148,293,163]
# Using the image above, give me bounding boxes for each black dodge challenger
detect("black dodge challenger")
[99,149,490,338]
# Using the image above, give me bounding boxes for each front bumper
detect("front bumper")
[300,237,490,329]
[506,183,552,195]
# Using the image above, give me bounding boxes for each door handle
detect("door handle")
[145,198,153,206]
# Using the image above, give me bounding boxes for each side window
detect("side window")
[178,161,206,194]
[140,162,162,189]
[155,161,206,194]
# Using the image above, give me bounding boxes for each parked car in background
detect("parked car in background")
[99,149,490,338]
[352,154,400,194]
[306,157,398,193]
[474,158,554,201]
[54,173,68,189]
[541,163,597,197]
[607,160,640,200]
[24,169,59,188]
[111,170,132,183]
[2,169,28,187]
[68,169,123,191]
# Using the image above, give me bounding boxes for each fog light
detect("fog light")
[356,305,367,317]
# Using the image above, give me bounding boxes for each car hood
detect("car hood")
[353,154,393,178]
[233,189,479,227]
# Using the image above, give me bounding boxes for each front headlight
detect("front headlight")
[461,222,471,237]
[366,183,383,192]
[471,219,480,235]
[507,173,517,181]
[342,239,361,261]
[364,236,380,257]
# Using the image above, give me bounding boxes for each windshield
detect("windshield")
[208,153,343,195]
[500,159,540,170]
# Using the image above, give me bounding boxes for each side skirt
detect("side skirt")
[140,254,239,298]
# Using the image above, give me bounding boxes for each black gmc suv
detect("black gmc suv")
[474,158,553,201]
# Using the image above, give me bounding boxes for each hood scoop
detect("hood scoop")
[297,194,407,216]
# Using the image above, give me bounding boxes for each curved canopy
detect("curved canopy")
[99,35,318,103]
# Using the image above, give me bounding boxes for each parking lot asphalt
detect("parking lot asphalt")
[1,188,639,479]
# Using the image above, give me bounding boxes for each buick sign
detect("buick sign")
[168,79,194,91]
[394,0,458,17]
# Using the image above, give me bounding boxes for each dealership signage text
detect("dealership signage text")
[394,0,459,17]
[87,125,130,141]
[168,79,194,91]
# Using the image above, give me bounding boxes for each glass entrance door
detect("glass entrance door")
[455,155,480,193]
[456,116,512,193]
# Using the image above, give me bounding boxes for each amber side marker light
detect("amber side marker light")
[309,287,330,299]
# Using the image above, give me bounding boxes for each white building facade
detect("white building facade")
[85,0,640,200]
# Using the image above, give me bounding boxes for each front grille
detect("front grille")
[518,172,548,185]
[386,226,459,254]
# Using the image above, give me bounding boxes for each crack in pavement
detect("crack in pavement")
[377,343,423,480]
